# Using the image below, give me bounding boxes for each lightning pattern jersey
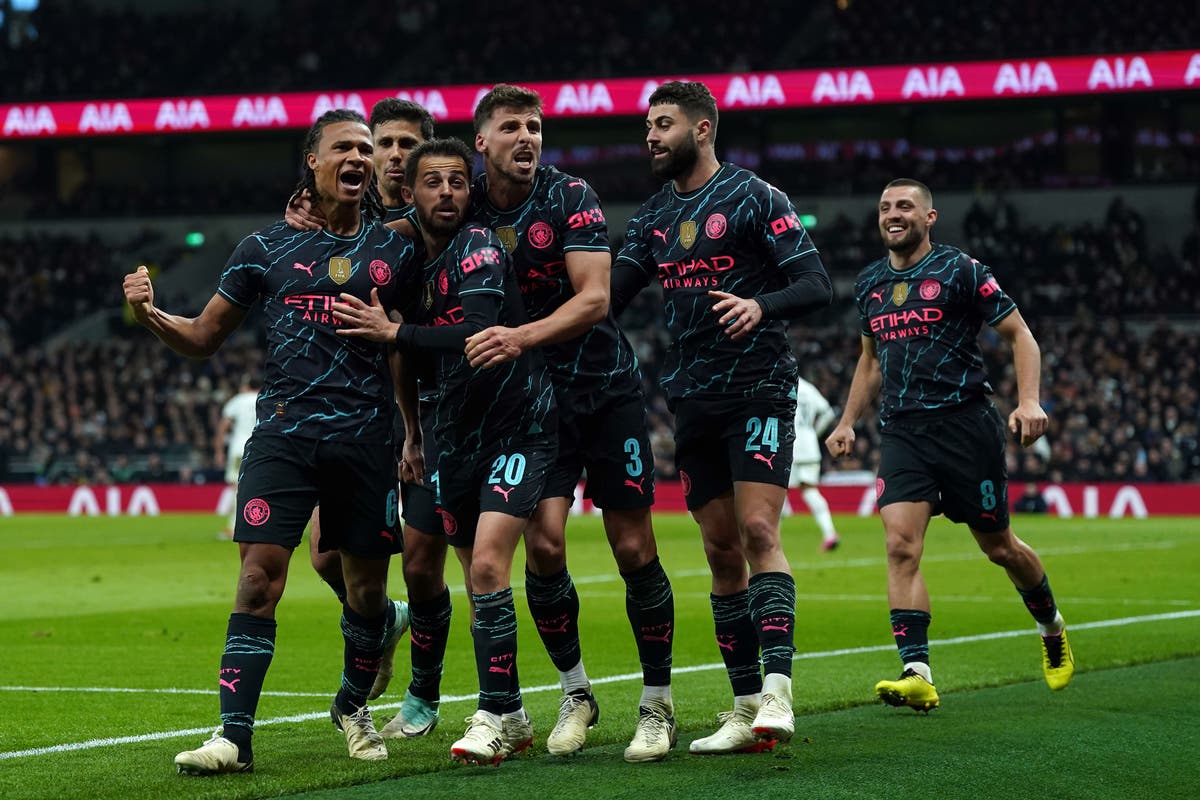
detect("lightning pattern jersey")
[409,225,556,464]
[615,163,823,401]
[855,243,1017,423]
[217,219,418,441]
[471,165,641,406]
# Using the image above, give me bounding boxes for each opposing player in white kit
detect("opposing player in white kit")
[214,375,260,539]
[786,377,840,551]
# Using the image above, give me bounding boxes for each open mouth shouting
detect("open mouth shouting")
[338,167,367,196]
[512,147,536,175]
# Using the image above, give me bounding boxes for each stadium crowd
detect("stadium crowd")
[4,197,1197,486]
[3,0,1196,100]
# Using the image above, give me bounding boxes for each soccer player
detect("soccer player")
[825,178,1074,712]
[785,376,841,551]
[611,81,832,753]
[298,99,452,733]
[125,109,419,773]
[332,137,557,766]
[214,374,259,540]
[461,84,676,763]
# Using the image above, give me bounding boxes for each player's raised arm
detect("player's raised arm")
[826,335,881,459]
[123,265,247,359]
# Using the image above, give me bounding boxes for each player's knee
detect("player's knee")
[978,537,1017,567]
[402,555,441,600]
[884,533,922,568]
[344,580,388,618]
[703,536,745,579]
[740,512,781,557]
[610,535,652,572]
[469,559,505,593]
[524,529,566,573]
[235,564,281,613]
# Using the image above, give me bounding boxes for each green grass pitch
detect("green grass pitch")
[1,511,1198,800]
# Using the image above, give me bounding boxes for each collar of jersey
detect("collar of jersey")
[670,162,727,202]
[886,241,940,275]
[319,222,369,242]
[480,167,542,216]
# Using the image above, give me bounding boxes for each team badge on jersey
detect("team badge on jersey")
[892,282,910,306]
[422,280,434,310]
[329,257,352,285]
[528,222,555,249]
[680,220,698,249]
[705,213,727,240]
[919,279,941,301]
[495,226,518,253]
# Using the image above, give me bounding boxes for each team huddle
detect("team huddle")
[121,80,1075,776]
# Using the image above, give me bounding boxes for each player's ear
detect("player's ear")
[927,208,938,228]
[474,131,486,154]
[401,185,414,205]
[306,151,318,171]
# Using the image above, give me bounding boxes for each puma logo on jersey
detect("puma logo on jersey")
[294,261,315,276]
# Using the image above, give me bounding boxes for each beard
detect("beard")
[651,133,699,180]
[420,203,465,236]
[881,223,924,255]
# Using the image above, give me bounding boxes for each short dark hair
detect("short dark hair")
[648,81,719,138]
[404,137,475,187]
[369,98,435,141]
[884,178,933,207]
[473,84,542,132]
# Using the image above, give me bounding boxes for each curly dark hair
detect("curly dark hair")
[291,109,384,222]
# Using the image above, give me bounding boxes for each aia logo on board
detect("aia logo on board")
[705,213,727,240]
[369,259,391,286]
[243,498,271,527]
[528,222,555,249]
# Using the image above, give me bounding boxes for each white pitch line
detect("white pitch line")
[3,608,1198,762]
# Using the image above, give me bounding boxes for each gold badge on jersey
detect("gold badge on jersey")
[679,220,698,249]
[495,226,518,254]
[329,257,352,285]
[422,280,433,310]
[892,282,909,306]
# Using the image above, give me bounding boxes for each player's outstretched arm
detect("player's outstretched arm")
[826,335,881,459]
[123,266,247,359]
[993,308,1048,447]
[464,250,609,368]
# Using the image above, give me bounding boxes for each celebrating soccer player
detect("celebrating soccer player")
[461,84,677,763]
[295,99,455,737]
[332,137,557,766]
[825,178,1074,712]
[612,81,832,754]
[125,109,420,773]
